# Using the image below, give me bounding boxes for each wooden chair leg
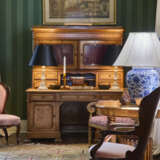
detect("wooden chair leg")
[144,137,152,160]
[16,124,20,144]
[88,125,92,145]
[95,128,103,143]
[2,128,8,145]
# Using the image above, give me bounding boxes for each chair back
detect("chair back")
[0,83,9,114]
[126,87,160,160]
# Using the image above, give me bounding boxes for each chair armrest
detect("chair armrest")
[87,102,96,113]
[86,102,97,119]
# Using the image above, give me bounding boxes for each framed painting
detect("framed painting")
[43,0,116,25]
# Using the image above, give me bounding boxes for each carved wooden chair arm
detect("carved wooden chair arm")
[87,102,97,119]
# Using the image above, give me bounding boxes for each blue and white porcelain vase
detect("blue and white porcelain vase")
[154,68,160,81]
[126,68,160,99]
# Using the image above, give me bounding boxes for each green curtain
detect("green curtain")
[0,0,157,119]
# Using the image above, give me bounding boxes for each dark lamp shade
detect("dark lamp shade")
[29,45,57,66]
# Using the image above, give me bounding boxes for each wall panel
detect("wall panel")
[0,0,157,119]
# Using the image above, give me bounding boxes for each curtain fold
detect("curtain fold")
[155,0,160,36]
[153,1,160,155]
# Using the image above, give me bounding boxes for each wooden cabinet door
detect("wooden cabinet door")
[28,102,56,131]
[79,40,122,69]
[27,92,62,140]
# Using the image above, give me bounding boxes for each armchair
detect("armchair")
[89,87,160,160]
[0,82,21,144]
[87,89,136,145]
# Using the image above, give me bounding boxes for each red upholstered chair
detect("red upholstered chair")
[87,89,136,145]
[0,83,21,144]
[89,87,160,160]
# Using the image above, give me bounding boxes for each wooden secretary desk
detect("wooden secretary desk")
[26,26,124,141]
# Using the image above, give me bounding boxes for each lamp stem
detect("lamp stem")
[38,66,48,90]
[110,66,120,90]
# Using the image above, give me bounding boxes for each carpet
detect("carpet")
[0,143,90,160]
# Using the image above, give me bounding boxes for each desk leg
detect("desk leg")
[54,102,63,142]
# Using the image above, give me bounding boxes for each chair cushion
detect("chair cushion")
[89,116,108,127]
[89,142,135,158]
[0,114,21,126]
[113,117,135,126]
[89,116,135,127]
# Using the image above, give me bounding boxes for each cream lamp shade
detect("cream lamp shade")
[114,32,160,67]
[114,32,160,99]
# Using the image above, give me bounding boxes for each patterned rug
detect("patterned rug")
[0,143,90,160]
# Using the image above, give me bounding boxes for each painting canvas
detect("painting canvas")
[43,0,116,25]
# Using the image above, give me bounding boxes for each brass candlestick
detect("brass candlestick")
[63,73,67,89]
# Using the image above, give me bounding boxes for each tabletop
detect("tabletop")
[95,100,160,118]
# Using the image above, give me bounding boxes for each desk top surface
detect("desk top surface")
[96,101,160,118]
[26,88,124,93]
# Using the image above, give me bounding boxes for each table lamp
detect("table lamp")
[114,32,160,103]
[29,44,57,90]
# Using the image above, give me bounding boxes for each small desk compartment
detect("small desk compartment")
[60,73,96,87]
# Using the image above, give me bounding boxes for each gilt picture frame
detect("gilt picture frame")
[43,0,116,25]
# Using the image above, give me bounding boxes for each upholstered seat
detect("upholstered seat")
[90,142,135,159]
[89,116,108,128]
[0,114,20,126]
[0,82,21,144]
[89,116,135,128]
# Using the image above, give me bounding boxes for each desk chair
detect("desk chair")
[89,87,160,160]
[0,83,21,144]
[87,89,135,145]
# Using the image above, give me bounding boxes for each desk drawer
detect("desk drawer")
[34,72,57,79]
[58,95,78,101]
[78,95,97,101]
[99,72,121,80]
[30,94,55,101]
[99,92,122,100]
[99,95,121,100]
[57,94,97,101]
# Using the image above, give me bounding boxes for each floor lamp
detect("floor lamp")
[29,44,57,90]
